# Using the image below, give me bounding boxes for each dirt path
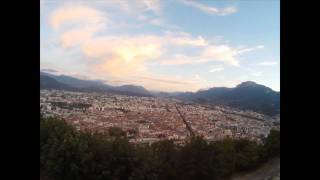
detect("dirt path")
[228,157,280,180]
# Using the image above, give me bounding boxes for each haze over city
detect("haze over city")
[40,0,279,92]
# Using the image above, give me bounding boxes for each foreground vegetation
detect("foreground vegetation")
[40,117,280,180]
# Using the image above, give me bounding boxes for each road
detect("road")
[228,157,280,180]
[175,105,195,137]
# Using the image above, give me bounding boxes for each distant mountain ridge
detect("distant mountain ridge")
[40,71,280,116]
[40,75,71,90]
[174,81,280,116]
[40,71,152,97]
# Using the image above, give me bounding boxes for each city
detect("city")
[41,89,280,144]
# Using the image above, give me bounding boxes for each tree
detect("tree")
[40,117,90,180]
[210,138,236,178]
[108,126,126,138]
[176,136,216,180]
[233,139,261,171]
[263,130,280,158]
[40,117,280,180]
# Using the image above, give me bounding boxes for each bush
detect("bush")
[40,118,90,180]
[263,130,280,158]
[40,117,280,180]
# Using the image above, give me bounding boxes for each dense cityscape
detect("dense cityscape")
[40,89,280,144]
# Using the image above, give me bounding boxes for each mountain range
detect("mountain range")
[174,81,280,116]
[40,71,280,116]
[40,71,152,96]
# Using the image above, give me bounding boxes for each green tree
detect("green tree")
[109,126,127,138]
[40,117,90,180]
[210,138,236,178]
[176,136,216,180]
[233,139,261,171]
[40,117,280,180]
[263,130,280,158]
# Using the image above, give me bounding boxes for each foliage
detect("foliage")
[263,129,280,158]
[108,126,127,137]
[40,117,280,180]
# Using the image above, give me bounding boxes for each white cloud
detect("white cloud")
[236,45,264,54]
[257,61,278,66]
[116,0,161,15]
[181,0,237,16]
[209,67,224,73]
[160,43,262,66]
[101,0,169,28]
[250,72,263,77]
[164,31,208,46]
[202,45,239,65]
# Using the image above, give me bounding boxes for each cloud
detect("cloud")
[128,74,210,92]
[161,44,261,66]
[114,0,161,15]
[181,0,237,16]
[161,55,198,65]
[250,72,263,77]
[202,45,239,65]
[209,67,224,73]
[46,3,261,91]
[82,35,163,77]
[135,76,193,85]
[51,5,107,48]
[164,31,208,46]
[51,5,106,30]
[235,45,264,54]
[257,61,278,66]
[102,0,171,28]
[161,45,239,66]
[41,68,59,73]
[59,26,101,48]
[50,4,247,67]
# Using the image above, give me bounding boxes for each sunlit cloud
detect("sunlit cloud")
[51,5,107,48]
[51,5,106,30]
[135,76,193,85]
[131,74,210,92]
[165,31,208,46]
[59,27,100,48]
[43,2,272,91]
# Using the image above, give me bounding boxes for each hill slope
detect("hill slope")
[175,81,280,116]
[40,71,152,97]
[40,75,71,90]
[40,71,279,115]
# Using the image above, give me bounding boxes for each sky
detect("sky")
[40,0,280,92]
